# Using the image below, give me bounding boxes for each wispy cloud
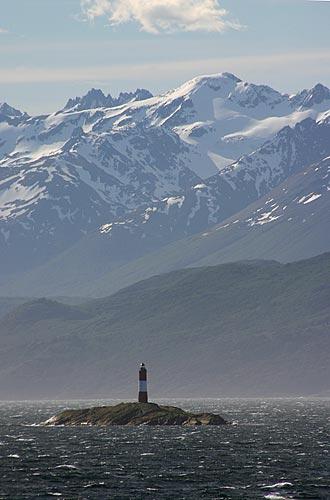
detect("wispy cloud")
[80,0,242,34]
[0,50,329,85]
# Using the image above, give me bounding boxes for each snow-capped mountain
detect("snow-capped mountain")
[1,114,329,298]
[88,155,329,297]
[1,153,328,299]
[144,73,330,173]
[96,116,330,253]
[0,73,329,280]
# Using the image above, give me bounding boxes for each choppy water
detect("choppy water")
[0,399,329,499]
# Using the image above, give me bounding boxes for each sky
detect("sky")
[0,0,329,114]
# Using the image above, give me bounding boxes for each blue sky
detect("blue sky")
[0,0,329,114]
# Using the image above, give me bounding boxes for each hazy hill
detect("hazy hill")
[0,298,29,319]
[0,296,88,319]
[0,253,329,400]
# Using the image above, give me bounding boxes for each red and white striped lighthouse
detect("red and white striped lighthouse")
[138,363,148,403]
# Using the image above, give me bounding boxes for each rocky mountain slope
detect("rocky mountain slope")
[0,253,328,399]
[1,115,328,297]
[94,115,330,261]
[1,73,330,280]
[61,153,330,297]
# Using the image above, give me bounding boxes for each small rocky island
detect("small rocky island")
[43,402,228,427]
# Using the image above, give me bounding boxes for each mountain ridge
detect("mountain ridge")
[1,115,328,297]
[63,87,153,112]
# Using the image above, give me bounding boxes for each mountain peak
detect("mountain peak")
[167,72,242,101]
[221,72,242,82]
[0,102,24,117]
[85,88,106,99]
[228,81,287,110]
[304,83,330,106]
[190,72,242,88]
[292,82,330,108]
[0,102,28,124]
[63,87,153,112]
[115,88,153,106]
[63,88,107,111]
[167,72,289,113]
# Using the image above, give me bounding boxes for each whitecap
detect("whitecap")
[83,482,106,489]
[263,482,293,489]
[264,495,290,500]
[55,464,79,470]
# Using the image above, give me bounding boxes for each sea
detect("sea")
[0,398,329,499]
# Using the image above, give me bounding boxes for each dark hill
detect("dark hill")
[43,402,228,426]
[0,253,329,399]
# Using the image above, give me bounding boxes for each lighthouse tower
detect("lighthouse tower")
[138,363,148,403]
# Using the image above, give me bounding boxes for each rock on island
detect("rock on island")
[43,402,228,426]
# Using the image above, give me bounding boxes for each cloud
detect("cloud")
[1,50,329,84]
[0,28,9,35]
[80,0,242,34]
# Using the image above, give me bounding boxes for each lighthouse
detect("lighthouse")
[138,363,148,403]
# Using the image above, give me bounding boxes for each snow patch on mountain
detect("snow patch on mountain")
[298,192,322,204]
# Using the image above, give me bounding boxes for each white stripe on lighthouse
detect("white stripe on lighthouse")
[139,380,147,392]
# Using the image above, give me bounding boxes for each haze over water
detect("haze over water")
[0,398,329,499]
